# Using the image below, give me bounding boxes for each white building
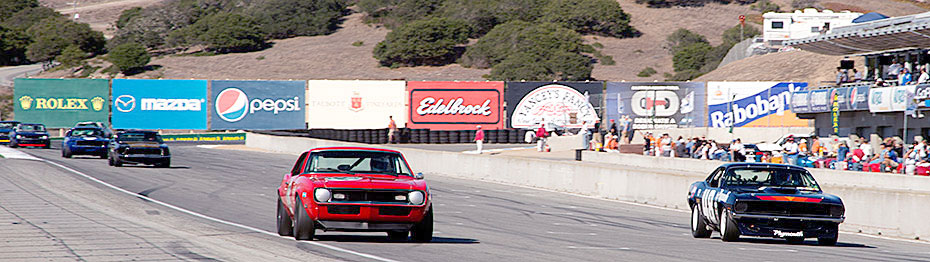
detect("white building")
[763,9,862,46]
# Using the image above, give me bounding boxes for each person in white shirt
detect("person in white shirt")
[730,138,744,162]
[919,66,930,83]
[783,138,800,165]
[859,139,873,159]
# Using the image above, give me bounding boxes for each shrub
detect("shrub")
[108,42,150,73]
[638,67,657,77]
[665,28,708,54]
[751,0,780,13]
[177,13,267,53]
[486,50,591,81]
[115,7,142,30]
[436,0,548,37]
[373,17,471,67]
[462,21,590,69]
[0,26,30,65]
[358,0,444,28]
[25,16,105,63]
[672,42,713,72]
[791,0,820,9]
[56,45,86,68]
[721,24,761,46]
[0,0,38,22]
[1,6,57,31]
[635,0,756,8]
[540,0,638,37]
[248,0,347,39]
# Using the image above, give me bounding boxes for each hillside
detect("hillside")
[42,0,165,37]
[694,50,864,86]
[31,0,929,81]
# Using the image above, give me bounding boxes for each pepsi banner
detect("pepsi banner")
[606,82,706,129]
[504,81,603,129]
[210,80,305,130]
[707,82,808,128]
[406,81,504,130]
[843,86,869,111]
[112,79,208,129]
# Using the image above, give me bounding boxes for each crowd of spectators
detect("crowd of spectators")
[838,60,930,88]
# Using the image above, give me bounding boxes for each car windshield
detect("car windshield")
[0,123,15,129]
[722,167,821,190]
[117,132,162,142]
[71,129,103,137]
[305,150,412,176]
[18,124,45,132]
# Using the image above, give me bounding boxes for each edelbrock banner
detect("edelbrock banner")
[707,82,808,128]
[112,79,208,129]
[406,81,504,130]
[505,82,602,129]
[307,80,406,129]
[606,82,705,129]
[13,78,109,128]
[210,80,305,130]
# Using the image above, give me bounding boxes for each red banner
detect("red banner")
[406,81,504,130]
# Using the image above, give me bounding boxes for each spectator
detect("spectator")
[900,68,912,86]
[847,147,865,171]
[730,138,745,162]
[835,68,846,85]
[676,136,688,158]
[660,134,673,157]
[620,116,630,144]
[580,121,591,150]
[605,130,619,152]
[591,123,603,151]
[873,78,887,88]
[853,68,863,82]
[623,115,634,144]
[609,119,618,139]
[643,132,654,156]
[869,144,899,172]
[810,137,823,158]
[784,137,800,165]
[889,60,901,80]
[836,139,849,162]
[687,138,697,158]
[474,125,484,154]
[904,140,926,174]
[798,139,809,156]
[388,116,398,143]
[860,139,873,159]
[536,123,548,152]
[919,66,930,83]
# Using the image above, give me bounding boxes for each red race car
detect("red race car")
[276,147,433,242]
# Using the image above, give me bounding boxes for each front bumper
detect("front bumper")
[14,138,49,147]
[732,212,843,238]
[119,154,170,164]
[66,145,108,154]
[317,221,414,231]
[304,203,428,231]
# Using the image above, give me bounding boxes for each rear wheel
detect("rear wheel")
[111,155,122,167]
[293,197,316,240]
[9,141,16,148]
[42,143,50,149]
[719,211,740,242]
[691,205,711,238]
[276,197,293,236]
[410,205,433,242]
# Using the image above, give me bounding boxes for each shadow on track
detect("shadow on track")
[718,236,874,248]
[313,235,479,244]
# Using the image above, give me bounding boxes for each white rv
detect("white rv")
[763,9,862,46]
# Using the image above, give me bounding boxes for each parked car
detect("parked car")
[688,163,844,245]
[108,130,170,168]
[0,121,20,145]
[9,123,50,148]
[276,147,432,242]
[62,127,109,158]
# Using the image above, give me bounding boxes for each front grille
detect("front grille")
[331,190,409,204]
[126,148,162,155]
[327,205,360,215]
[379,206,411,216]
[76,140,106,146]
[743,201,832,217]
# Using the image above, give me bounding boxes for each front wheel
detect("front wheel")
[410,205,433,242]
[110,155,122,167]
[155,159,170,168]
[62,149,72,158]
[387,231,408,241]
[293,197,316,240]
[818,223,839,246]
[276,197,293,236]
[9,141,16,148]
[691,205,711,238]
[719,211,740,242]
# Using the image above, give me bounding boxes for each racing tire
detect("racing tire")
[111,156,122,167]
[43,144,50,149]
[691,205,712,238]
[410,205,433,242]
[277,197,293,236]
[785,237,805,244]
[62,149,72,158]
[387,231,408,241]
[719,211,740,242]
[155,160,170,168]
[9,141,16,148]
[99,152,107,159]
[293,197,316,241]
[817,223,839,246]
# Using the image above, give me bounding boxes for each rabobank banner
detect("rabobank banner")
[707,82,808,128]
[112,79,207,129]
[209,80,304,130]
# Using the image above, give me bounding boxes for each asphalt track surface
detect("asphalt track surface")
[18,144,930,262]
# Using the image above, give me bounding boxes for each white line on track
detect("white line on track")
[36,158,401,262]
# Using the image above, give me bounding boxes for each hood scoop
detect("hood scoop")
[762,187,800,195]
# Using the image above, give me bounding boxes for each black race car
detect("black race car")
[687,163,844,245]
[108,130,170,168]
[9,123,50,148]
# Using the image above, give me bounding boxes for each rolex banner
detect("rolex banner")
[13,78,110,128]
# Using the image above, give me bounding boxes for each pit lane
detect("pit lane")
[17,143,930,262]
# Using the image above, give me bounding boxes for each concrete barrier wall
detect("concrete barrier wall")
[247,132,930,241]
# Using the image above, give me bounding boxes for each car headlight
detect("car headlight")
[734,201,748,213]
[15,135,22,139]
[830,205,845,217]
[40,135,48,139]
[314,188,332,203]
[408,191,425,205]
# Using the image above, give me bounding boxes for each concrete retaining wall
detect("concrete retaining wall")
[247,132,930,241]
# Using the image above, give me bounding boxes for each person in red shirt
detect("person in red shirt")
[387,116,397,143]
[474,125,484,154]
[536,123,548,152]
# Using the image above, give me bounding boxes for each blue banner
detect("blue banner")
[606,82,706,129]
[209,80,305,130]
[707,82,808,128]
[790,90,811,114]
[112,79,208,129]
[809,89,831,112]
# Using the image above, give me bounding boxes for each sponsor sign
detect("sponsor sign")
[868,87,893,112]
[307,80,406,129]
[505,82,603,129]
[13,78,109,128]
[831,89,839,135]
[891,85,916,112]
[707,82,808,128]
[406,81,504,130]
[809,89,830,112]
[112,79,208,129]
[790,90,811,114]
[844,86,869,111]
[915,84,930,100]
[606,82,706,129]
[209,80,305,130]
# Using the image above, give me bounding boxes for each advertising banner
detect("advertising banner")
[809,89,830,112]
[307,80,406,129]
[891,85,916,112]
[868,87,893,112]
[13,78,109,128]
[605,82,705,130]
[831,89,840,135]
[843,86,869,111]
[915,83,930,100]
[112,79,208,129]
[505,82,602,129]
[406,81,504,130]
[707,82,808,128]
[789,90,811,114]
[209,80,305,130]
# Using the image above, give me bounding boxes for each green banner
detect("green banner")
[14,78,110,128]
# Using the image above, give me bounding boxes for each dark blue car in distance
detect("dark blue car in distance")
[0,121,20,145]
[62,127,109,158]
[688,163,845,245]
[9,123,50,148]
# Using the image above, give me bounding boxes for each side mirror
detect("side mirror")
[414,172,424,180]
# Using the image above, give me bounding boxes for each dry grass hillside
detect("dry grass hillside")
[41,0,164,37]
[31,0,929,82]
[694,50,864,85]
